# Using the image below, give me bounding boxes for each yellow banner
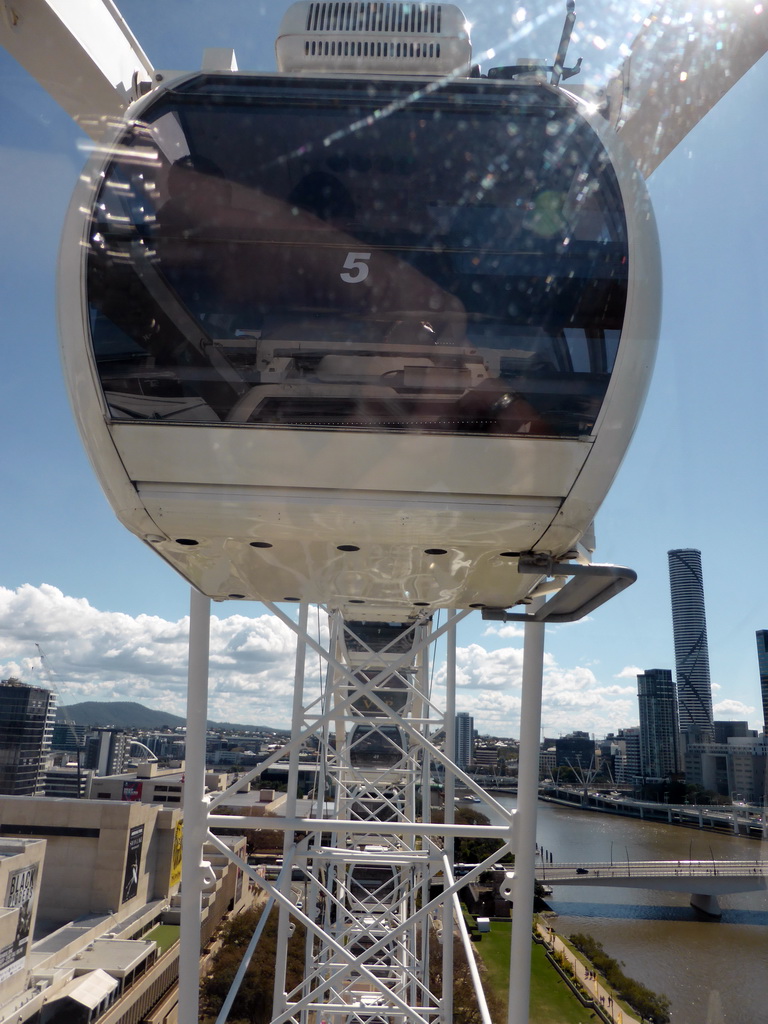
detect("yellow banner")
[169,821,183,888]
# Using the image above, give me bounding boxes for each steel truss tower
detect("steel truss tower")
[178,561,635,1024]
[182,596,522,1024]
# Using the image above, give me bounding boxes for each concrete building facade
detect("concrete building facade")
[684,733,768,803]
[0,797,181,929]
[726,737,768,804]
[614,726,641,784]
[0,839,46,1002]
[86,762,185,806]
[0,795,249,1024]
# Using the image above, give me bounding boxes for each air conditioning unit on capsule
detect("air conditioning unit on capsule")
[276,1,472,76]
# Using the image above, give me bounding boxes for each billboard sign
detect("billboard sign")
[0,864,38,983]
[169,820,183,889]
[122,780,143,801]
[122,824,144,903]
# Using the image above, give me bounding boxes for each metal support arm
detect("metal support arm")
[483,558,637,623]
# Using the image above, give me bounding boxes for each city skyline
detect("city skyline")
[3,569,768,738]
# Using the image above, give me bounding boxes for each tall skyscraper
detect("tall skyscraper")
[637,669,681,777]
[668,549,714,735]
[755,630,768,736]
[454,712,474,771]
[0,678,57,795]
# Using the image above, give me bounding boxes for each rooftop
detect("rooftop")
[65,937,156,976]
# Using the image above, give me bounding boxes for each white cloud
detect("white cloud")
[456,643,525,690]
[0,584,312,727]
[482,623,525,640]
[432,639,641,737]
[451,691,522,729]
[615,665,644,679]
[714,698,755,719]
[0,584,645,738]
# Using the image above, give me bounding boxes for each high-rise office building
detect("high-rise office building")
[51,721,87,751]
[554,731,595,771]
[0,678,57,795]
[615,726,641,784]
[713,720,753,743]
[754,630,768,735]
[84,728,130,776]
[637,669,681,778]
[668,548,714,735]
[454,712,474,771]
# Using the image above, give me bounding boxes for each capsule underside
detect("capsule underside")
[59,73,660,617]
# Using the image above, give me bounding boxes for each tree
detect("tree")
[201,905,306,1024]
[452,806,512,865]
[430,804,511,862]
[568,932,671,1024]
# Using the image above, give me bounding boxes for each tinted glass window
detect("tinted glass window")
[348,865,397,902]
[350,671,411,716]
[349,723,406,767]
[88,76,627,436]
[345,622,417,654]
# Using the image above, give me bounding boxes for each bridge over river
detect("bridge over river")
[527,859,768,916]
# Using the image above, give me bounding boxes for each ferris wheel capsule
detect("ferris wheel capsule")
[57,2,660,619]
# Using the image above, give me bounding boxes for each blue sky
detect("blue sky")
[1,1,767,735]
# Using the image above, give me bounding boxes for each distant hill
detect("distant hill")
[57,701,186,730]
[57,700,287,734]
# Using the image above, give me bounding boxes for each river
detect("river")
[484,795,768,1024]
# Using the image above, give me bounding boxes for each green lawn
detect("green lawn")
[475,922,600,1024]
[145,923,180,954]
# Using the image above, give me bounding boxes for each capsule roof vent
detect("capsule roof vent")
[276,2,472,77]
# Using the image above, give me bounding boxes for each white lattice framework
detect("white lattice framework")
[189,598,525,1024]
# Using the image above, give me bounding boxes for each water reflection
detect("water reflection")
[551,899,768,926]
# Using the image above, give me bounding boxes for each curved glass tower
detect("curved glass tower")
[755,630,768,736]
[667,549,714,735]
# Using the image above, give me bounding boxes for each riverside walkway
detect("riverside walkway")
[539,788,768,838]
[533,859,768,915]
[534,919,641,1024]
